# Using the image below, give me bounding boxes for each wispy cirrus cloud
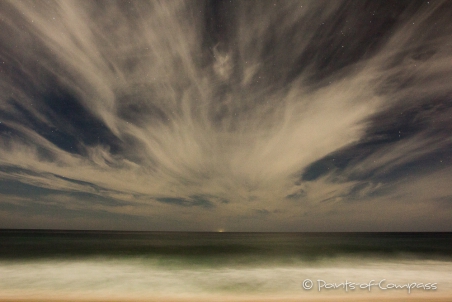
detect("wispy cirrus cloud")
[0,0,451,230]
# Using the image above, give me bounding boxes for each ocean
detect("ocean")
[0,231,451,300]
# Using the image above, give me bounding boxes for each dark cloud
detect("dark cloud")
[156,195,215,209]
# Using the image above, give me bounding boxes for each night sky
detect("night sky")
[0,0,451,231]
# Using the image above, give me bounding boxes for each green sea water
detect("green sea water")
[0,231,451,299]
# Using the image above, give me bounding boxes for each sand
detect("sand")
[1,296,451,302]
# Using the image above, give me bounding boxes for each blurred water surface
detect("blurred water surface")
[0,231,451,299]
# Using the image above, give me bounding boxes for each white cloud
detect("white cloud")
[1,1,451,230]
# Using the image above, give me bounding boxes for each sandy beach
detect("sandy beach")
[0,299,451,302]
[1,295,451,302]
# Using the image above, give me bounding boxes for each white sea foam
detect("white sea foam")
[0,257,450,299]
